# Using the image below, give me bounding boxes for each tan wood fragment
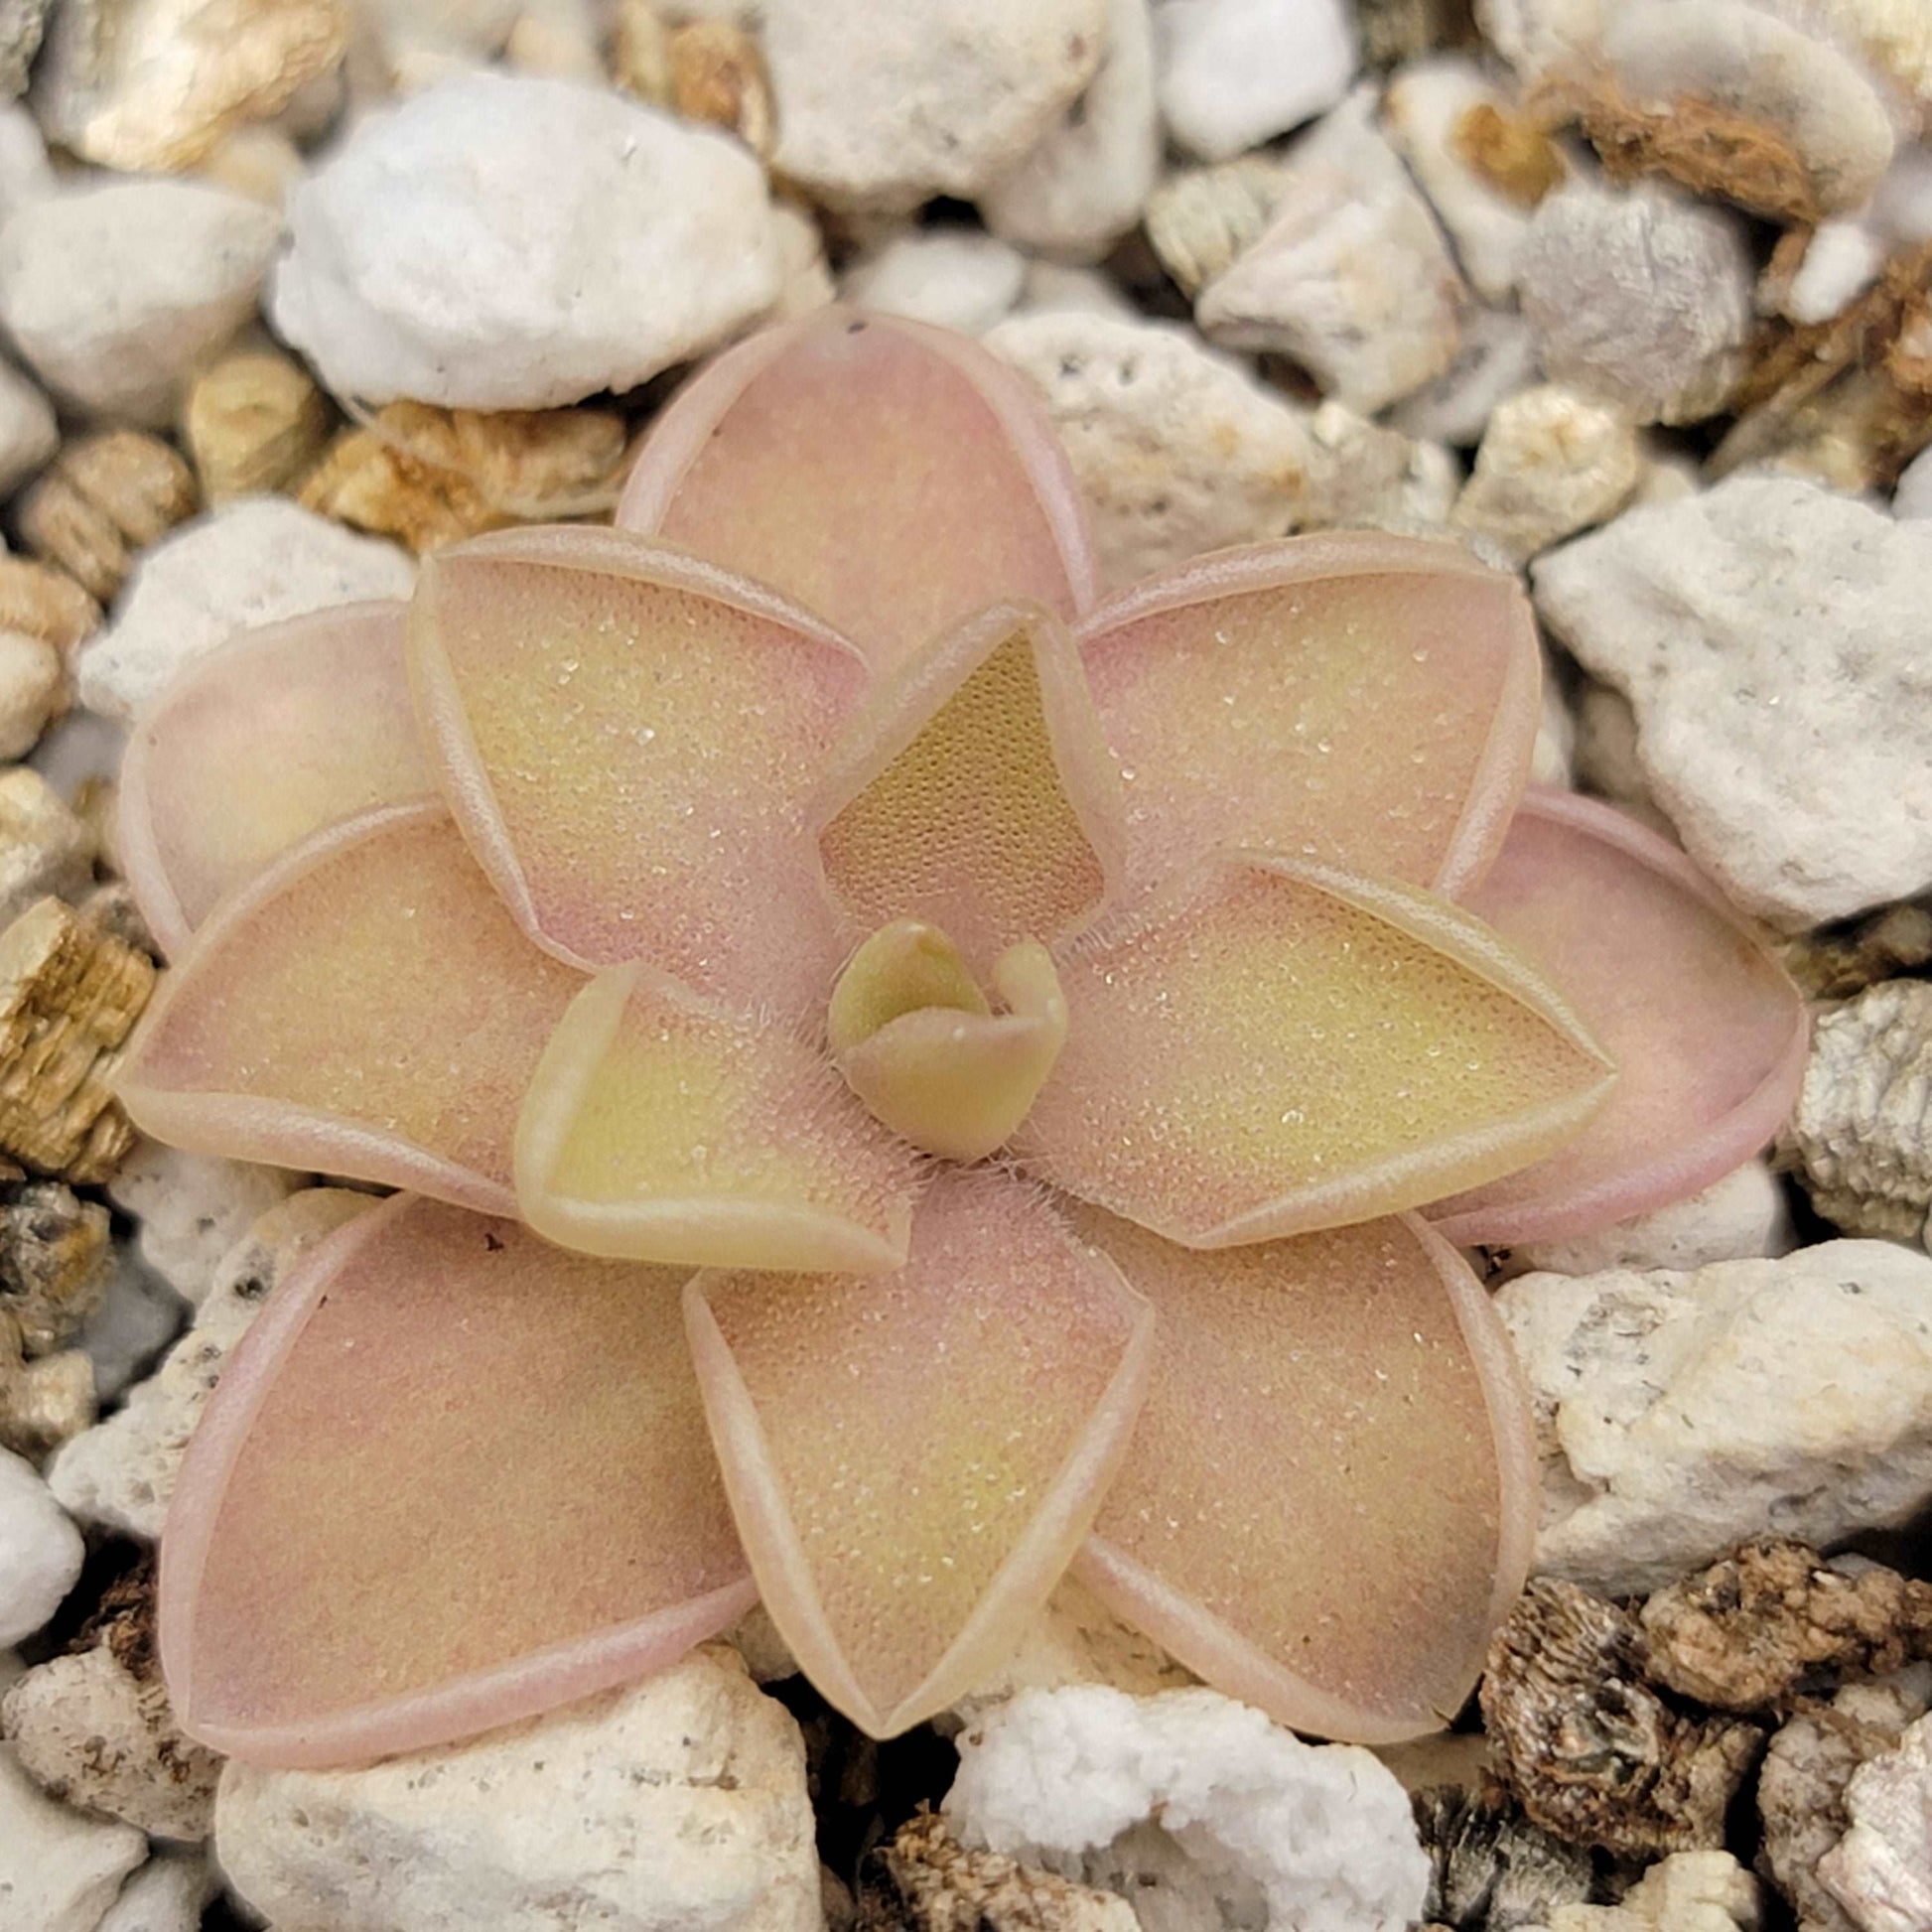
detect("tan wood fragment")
[0,897,154,1183]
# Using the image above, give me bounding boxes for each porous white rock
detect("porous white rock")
[0,1448,82,1646]
[1196,88,1465,413]
[1152,0,1357,161]
[97,1850,218,1932]
[981,0,1158,262]
[946,1685,1429,1932]
[0,356,56,500]
[1788,979,1932,1248]
[1017,259,1138,321]
[1143,150,1294,295]
[759,0,1105,211]
[841,230,1027,338]
[271,72,779,409]
[1388,303,1542,447]
[1518,177,1755,426]
[48,1188,370,1538]
[353,0,516,86]
[1599,0,1894,215]
[31,0,348,175]
[986,309,1315,585]
[1498,1240,1932,1596]
[216,1647,820,1932]
[1820,1710,1932,1932]
[77,496,414,725]
[1568,678,1669,832]
[1896,444,1932,519]
[1499,1158,1789,1279]
[1450,382,1639,566]
[1759,1669,1932,1932]
[107,1140,299,1307]
[1534,662,1576,788]
[768,203,834,324]
[31,710,127,802]
[1533,474,1932,928]
[4,1636,222,1840]
[1383,55,1556,303]
[1804,0,1932,105]
[1548,1850,1762,1930]
[945,1578,1194,1733]
[0,178,279,428]
[1781,217,1885,326]
[0,1745,146,1932]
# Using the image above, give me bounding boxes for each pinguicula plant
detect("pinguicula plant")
[114,310,1806,1768]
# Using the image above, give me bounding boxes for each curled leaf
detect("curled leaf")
[814,603,1123,973]
[837,942,1069,1162]
[516,962,923,1272]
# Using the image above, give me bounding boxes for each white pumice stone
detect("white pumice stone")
[980,0,1159,263]
[77,497,414,726]
[946,1685,1430,1932]
[1534,474,1932,929]
[215,1648,821,1932]
[0,177,279,428]
[1151,0,1358,162]
[0,1447,83,1647]
[1499,1240,1932,1595]
[271,72,781,410]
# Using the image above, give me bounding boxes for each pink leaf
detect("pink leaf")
[685,1171,1153,1737]
[618,308,1096,673]
[1019,857,1615,1245]
[1431,788,1809,1245]
[409,526,867,1010]
[117,805,584,1213]
[1075,1208,1537,1742]
[160,1196,752,1768]
[1077,536,1541,900]
[118,603,432,958]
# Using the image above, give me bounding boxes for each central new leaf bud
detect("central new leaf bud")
[827,918,1069,1162]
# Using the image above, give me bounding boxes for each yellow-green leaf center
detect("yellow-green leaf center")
[827,918,1069,1162]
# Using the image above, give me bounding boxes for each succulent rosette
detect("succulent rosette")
[115,311,1806,1769]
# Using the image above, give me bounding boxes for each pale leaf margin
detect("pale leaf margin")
[407,526,873,976]
[1430,787,1812,1247]
[157,1194,756,1768]
[682,1254,1157,1738]
[1074,1213,1538,1742]
[1074,535,1542,898]
[116,801,544,1218]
